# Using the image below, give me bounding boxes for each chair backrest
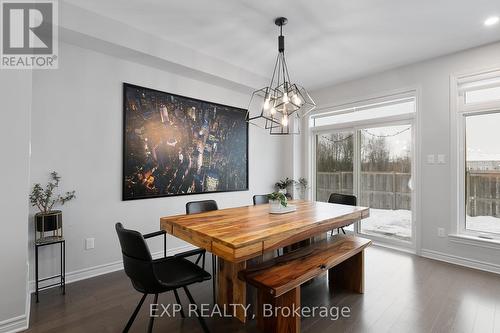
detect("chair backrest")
[186,200,218,215]
[115,223,161,293]
[253,195,269,205]
[115,222,152,261]
[328,193,357,206]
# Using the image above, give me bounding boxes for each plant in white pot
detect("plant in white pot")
[29,171,75,242]
[267,192,288,210]
[295,177,309,200]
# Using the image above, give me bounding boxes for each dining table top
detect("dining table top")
[160,200,370,262]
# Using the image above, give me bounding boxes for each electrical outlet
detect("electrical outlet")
[85,238,95,250]
[427,154,435,164]
[437,154,446,164]
[437,228,445,238]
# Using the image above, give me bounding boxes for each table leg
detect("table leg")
[217,258,247,322]
[60,241,63,290]
[35,245,39,303]
[217,252,277,323]
[62,241,66,295]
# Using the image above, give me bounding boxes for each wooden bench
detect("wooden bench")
[238,235,372,333]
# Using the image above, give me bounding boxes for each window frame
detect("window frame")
[452,69,500,241]
[309,91,418,250]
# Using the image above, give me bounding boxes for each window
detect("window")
[456,70,500,238]
[316,131,354,231]
[466,86,500,104]
[312,94,416,243]
[313,99,415,127]
[460,76,500,106]
[316,132,354,200]
[359,125,412,241]
[465,113,500,235]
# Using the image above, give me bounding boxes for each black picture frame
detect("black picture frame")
[122,83,249,201]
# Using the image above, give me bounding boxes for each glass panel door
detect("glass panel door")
[316,131,355,231]
[316,132,354,195]
[359,125,412,241]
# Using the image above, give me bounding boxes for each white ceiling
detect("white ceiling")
[64,0,500,90]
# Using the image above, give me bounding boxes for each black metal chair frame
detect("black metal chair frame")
[117,225,209,333]
[328,193,358,236]
[185,200,218,304]
[252,194,269,205]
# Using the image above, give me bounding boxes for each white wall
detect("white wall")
[30,42,292,283]
[0,71,31,331]
[306,41,500,269]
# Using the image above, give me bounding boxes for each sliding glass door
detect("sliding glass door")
[359,125,412,242]
[311,95,416,244]
[316,131,354,200]
[314,123,413,243]
[316,132,355,230]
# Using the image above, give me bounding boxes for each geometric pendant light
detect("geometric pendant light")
[247,17,316,135]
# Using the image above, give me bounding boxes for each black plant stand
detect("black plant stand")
[35,237,65,303]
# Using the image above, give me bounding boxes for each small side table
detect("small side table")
[35,237,66,303]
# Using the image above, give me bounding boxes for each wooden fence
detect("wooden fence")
[317,170,500,217]
[466,170,500,218]
[316,171,411,210]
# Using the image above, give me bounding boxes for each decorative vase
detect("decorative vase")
[35,210,63,243]
[269,199,284,210]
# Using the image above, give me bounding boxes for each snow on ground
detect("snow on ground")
[467,215,500,234]
[360,209,500,241]
[362,209,412,241]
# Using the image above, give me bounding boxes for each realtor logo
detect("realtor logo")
[1,0,58,69]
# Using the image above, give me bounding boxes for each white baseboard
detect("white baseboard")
[0,315,28,333]
[0,262,30,333]
[28,244,196,293]
[420,248,500,275]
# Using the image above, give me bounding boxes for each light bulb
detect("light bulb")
[263,98,270,110]
[282,113,289,127]
[292,94,302,106]
[282,92,289,104]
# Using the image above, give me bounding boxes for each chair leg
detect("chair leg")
[148,293,159,333]
[183,286,210,333]
[340,227,346,234]
[123,293,147,333]
[212,254,216,304]
[173,289,185,318]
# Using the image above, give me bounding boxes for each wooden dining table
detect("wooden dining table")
[160,200,370,323]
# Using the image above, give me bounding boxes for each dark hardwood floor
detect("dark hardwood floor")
[26,246,500,333]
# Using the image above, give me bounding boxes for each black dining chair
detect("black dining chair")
[253,194,269,205]
[328,193,358,236]
[115,223,210,333]
[185,200,218,304]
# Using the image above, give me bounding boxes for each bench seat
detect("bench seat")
[239,235,372,333]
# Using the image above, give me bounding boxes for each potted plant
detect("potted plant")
[30,171,75,241]
[295,177,309,200]
[267,192,288,210]
[275,177,294,196]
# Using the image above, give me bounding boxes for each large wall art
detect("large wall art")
[123,83,248,200]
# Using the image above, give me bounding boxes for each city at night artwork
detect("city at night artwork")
[123,84,248,200]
